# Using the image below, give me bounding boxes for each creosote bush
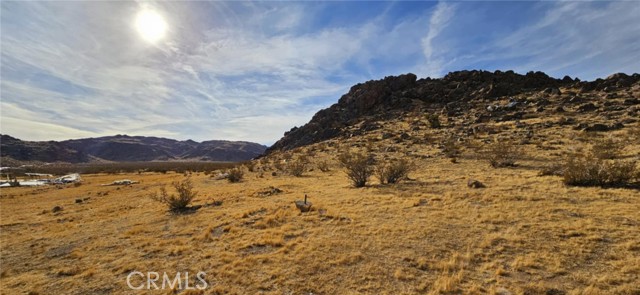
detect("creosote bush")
[442,135,462,159]
[227,167,244,183]
[426,113,441,128]
[563,153,638,187]
[287,158,306,177]
[376,158,414,184]
[150,178,197,212]
[317,160,331,172]
[338,151,374,187]
[482,140,521,168]
[591,137,624,159]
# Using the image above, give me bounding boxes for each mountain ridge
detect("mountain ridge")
[0,134,266,164]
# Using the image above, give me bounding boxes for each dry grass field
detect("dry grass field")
[2,117,639,295]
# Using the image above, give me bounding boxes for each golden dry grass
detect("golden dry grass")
[1,88,640,294]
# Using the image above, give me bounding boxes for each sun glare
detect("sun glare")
[135,9,167,43]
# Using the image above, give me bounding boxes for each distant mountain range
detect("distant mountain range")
[0,134,266,164]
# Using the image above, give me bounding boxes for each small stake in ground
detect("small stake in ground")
[295,194,312,213]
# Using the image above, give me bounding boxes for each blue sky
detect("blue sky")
[1,1,639,145]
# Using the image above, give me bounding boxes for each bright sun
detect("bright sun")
[135,9,167,43]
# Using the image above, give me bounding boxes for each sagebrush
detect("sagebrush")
[338,151,374,187]
[150,178,198,212]
[227,168,244,183]
[377,159,414,184]
[563,153,638,187]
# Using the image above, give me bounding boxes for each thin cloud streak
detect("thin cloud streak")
[1,1,638,144]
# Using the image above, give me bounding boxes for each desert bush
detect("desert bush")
[563,153,638,187]
[246,161,257,172]
[150,178,197,212]
[376,158,414,184]
[287,159,306,177]
[273,160,285,171]
[227,167,244,183]
[538,163,564,176]
[442,135,462,158]
[338,151,375,187]
[426,113,441,128]
[317,160,331,172]
[482,140,522,168]
[592,137,624,159]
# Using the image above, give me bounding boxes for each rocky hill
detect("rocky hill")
[0,135,266,164]
[267,70,639,153]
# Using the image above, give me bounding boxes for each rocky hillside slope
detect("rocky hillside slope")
[267,70,639,153]
[0,135,266,164]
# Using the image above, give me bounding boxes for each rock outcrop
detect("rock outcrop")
[266,70,640,153]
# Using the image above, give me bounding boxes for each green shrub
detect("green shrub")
[150,178,197,212]
[338,151,374,187]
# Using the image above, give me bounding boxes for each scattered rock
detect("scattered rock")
[543,87,561,95]
[577,103,598,112]
[581,123,624,132]
[413,199,428,207]
[75,199,83,204]
[467,179,486,188]
[52,206,63,213]
[585,124,608,132]
[545,288,566,295]
[624,98,639,105]
[255,186,283,197]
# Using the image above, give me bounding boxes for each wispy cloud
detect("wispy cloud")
[421,1,640,80]
[1,1,637,144]
[420,1,457,77]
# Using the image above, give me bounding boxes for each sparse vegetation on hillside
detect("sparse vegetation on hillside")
[338,151,374,187]
[150,178,198,212]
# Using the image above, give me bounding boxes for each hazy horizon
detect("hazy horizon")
[2,1,639,144]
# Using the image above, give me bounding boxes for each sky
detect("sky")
[1,1,639,145]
